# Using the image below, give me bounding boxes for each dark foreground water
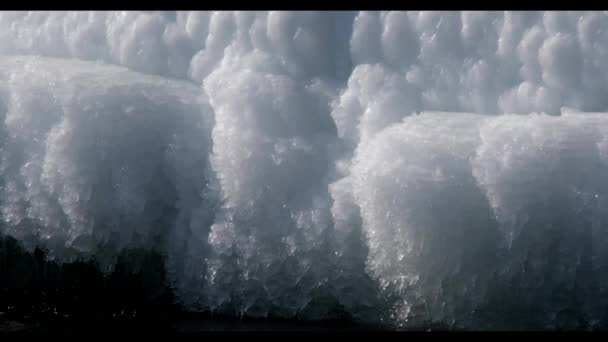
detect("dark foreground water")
[0,234,391,334]
[0,314,381,334]
[1,233,604,333]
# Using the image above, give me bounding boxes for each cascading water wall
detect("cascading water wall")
[2,11,608,330]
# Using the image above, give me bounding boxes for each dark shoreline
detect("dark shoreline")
[0,235,179,324]
[0,234,392,334]
[5,233,607,332]
[0,315,379,335]
[0,313,386,335]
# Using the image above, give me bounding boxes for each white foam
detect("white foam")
[3,11,608,329]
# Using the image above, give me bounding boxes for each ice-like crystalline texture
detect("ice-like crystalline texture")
[0,56,214,271]
[347,113,608,329]
[4,11,608,330]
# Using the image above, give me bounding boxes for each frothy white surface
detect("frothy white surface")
[2,11,608,329]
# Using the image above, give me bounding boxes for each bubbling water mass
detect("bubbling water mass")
[2,11,608,330]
